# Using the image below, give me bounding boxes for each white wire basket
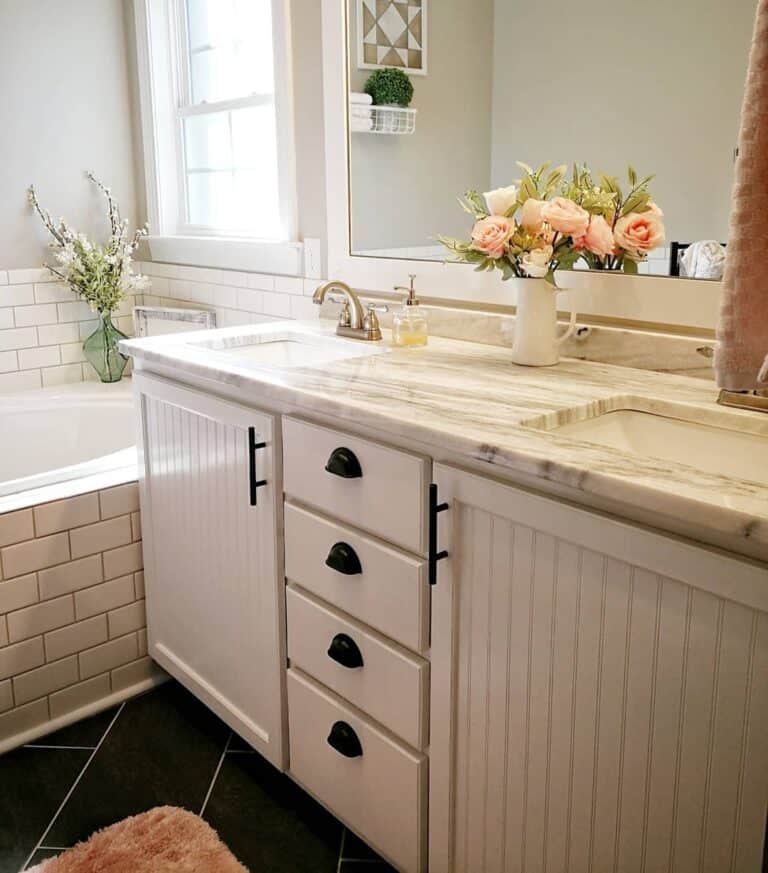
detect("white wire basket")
[352,105,418,135]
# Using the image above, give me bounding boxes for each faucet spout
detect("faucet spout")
[313,281,366,331]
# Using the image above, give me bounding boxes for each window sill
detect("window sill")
[147,236,304,275]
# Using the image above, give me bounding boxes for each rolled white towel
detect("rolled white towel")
[349,92,373,106]
[680,240,726,280]
[350,105,373,117]
[350,115,373,132]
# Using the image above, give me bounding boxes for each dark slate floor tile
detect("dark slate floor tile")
[26,706,119,749]
[342,829,391,863]
[340,864,397,872]
[0,747,88,873]
[23,848,64,869]
[203,752,341,873]
[44,682,229,848]
[227,732,256,752]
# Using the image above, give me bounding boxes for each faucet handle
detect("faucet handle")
[366,302,388,314]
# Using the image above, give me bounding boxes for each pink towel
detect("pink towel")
[715,0,768,390]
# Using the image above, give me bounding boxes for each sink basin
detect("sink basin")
[525,403,768,486]
[190,329,389,369]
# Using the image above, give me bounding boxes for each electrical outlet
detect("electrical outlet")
[303,238,322,279]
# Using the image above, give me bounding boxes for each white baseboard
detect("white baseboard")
[0,673,169,756]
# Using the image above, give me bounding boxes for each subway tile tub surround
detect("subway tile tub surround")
[0,483,164,752]
[0,269,138,393]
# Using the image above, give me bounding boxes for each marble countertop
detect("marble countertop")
[122,321,768,560]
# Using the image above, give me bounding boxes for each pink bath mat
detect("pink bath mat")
[27,806,249,873]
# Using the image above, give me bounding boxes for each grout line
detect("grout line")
[336,829,346,873]
[19,702,126,872]
[199,732,231,817]
[24,745,97,751]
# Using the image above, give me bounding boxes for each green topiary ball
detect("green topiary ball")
[363,68,414,107]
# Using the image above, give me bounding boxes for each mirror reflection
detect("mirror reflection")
[347,0,755,279]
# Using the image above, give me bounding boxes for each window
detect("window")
[135,0,298,261]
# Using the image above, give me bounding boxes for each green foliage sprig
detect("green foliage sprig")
[364,68,414,107]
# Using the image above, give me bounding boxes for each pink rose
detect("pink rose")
[646,201,664,217]
[542,197,590,238]
[470,216,513,259]
[573,215,615,258]
[519,198,548,233]
[614,211,665,256]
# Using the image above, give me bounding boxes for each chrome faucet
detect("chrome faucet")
[312,280,385,341]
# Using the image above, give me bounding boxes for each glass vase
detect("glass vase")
[83,311,129,383]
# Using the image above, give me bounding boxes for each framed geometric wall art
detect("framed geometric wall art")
[357,0,428,76]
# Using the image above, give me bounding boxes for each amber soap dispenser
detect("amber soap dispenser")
[392,274,428,347]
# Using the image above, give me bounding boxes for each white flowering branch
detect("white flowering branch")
[27,173,150,315]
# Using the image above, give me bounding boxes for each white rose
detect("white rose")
[520,245,553,279]
[484,185,518,217]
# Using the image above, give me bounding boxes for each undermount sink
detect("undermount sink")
[524,401,768,486]
[190,329,390,369]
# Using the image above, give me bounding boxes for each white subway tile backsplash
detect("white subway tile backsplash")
[103,542,143,579]
[79,633,138,679]
[0,616,7,647]
[18,346,61,370]
[37,323,79,346]
[0,311,14,330]
[236,289,264,313]
[34,493,100,537]
[49,673,111,718]
[60,343,86,365]
[75,574,134,620]
[7,595,75,643]
[14,304,58,327]
[45,615,108,661]
[33,283,76,304]
[0,573,39,614]
[0,698,49,736]
[0,351,17,373]
[70,516,132,559]
[261,292,292,318]
[0,285,35,307]
[78,320,99,341]
[0,327,38,351]
[111,656,161,691]
[0,371,41,394]
[0,637,45,680]
[0,271,7,286]
[7,269,55,284]
[99,484,140,520]
[57,301,95,323]
[0,509,34,548]
[1,531,70,578]
[42,364,85,387]
[13,655,78,705]
[108,599,145,638]
[38,554,103,600]
[274,275,303,294]
[0,680,12,714]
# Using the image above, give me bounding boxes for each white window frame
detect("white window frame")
[134,0,303,273]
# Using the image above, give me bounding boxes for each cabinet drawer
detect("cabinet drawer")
[282,417,429,554]
[284,503,429,652]
[288,669,427,873]
[287,585,429,749]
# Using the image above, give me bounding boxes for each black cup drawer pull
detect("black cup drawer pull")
[327,633,364,669]
[325,447,363,479]
[327,721,363,758]
[325,542,362,576]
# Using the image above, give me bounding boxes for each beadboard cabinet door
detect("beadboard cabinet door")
[135,373,285,768]
[430,463,768,873]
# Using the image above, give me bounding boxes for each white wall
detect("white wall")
[349,0,495,253]
[490,0,755,246]
[0,0,141,269]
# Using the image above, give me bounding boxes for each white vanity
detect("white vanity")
[123,322,768,873]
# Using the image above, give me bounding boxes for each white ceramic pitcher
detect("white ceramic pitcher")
[510,278,577,366]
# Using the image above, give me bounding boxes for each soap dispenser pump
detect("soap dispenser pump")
[392,274,428,347]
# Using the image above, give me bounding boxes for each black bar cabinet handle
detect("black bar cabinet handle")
[325,542,363,576]
[248,427,267,506]
[428,483,449,586]
[327,721,363,758]
[327,633,364,669]
[325,447,363,479]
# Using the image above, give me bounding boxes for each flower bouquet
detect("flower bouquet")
[28,173,149,382]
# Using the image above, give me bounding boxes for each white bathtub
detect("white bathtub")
[0,381,137,506]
